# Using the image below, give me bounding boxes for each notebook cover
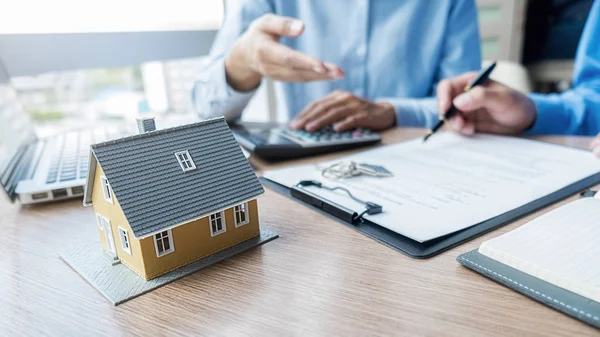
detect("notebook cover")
[458,249,600,329]
[260,171,600,258]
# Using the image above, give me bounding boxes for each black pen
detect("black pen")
[423,61,497,143]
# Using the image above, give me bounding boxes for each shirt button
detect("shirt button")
[355,44,366,57]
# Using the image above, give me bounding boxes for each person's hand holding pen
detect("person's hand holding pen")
[225,14,345,92]
[436,72,538,136]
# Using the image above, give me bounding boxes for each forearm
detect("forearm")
[193,58,257,121]
[191,0,273,121]
[225,46,263,92]
[527,88,600,135]
[379,97,438,128]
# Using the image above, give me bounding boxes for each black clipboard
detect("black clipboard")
[260,173,600,259]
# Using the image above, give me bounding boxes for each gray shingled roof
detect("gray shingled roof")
[88,117,264,238]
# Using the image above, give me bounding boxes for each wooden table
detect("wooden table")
[1,128,598,336]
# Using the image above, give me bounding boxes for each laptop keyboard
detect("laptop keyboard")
[45,130,109,184]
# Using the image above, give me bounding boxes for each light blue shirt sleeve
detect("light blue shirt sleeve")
[192,0,273,121]
[527,1,600,135]
[379,0,482,128]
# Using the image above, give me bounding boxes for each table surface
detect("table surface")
[1,128,599,336]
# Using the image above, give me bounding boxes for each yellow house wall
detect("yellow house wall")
[91,163,146,278]
[139,199,261,280]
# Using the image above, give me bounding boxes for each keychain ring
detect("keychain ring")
[321,161,361,180]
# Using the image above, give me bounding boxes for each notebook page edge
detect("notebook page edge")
[478,198,600,303]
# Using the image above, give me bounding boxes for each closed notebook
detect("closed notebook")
[478,197,600,304]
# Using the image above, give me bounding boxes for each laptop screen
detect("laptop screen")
[0,61,36,200]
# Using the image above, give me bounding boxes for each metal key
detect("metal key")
[321,161,393,180]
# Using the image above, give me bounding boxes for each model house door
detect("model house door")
[102,217,117,255]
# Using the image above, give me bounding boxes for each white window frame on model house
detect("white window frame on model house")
[209,211,227,236]
[154,229,175,257]
[174,150,196,172]
[234,203,250,227]
[100,216,117,255]
[118,226,132,255]
[100,176,113,204]
[96,213,104,231]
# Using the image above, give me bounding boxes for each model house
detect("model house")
[82,117,265,281]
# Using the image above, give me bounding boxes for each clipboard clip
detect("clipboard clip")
[292,180,382,224]
[580,189,597,198]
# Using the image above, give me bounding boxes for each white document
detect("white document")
[263,133,600,242]
[479,198,600,303]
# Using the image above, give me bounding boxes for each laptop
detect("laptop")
[0,61,125,204]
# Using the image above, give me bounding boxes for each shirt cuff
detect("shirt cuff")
[378,97,438,128]
[193,58,257,120]
[525,93,569,135]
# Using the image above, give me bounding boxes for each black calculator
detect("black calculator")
[230,123,381,160]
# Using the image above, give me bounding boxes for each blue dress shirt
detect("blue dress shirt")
[527,0,600,135]
[193,0,481,128]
